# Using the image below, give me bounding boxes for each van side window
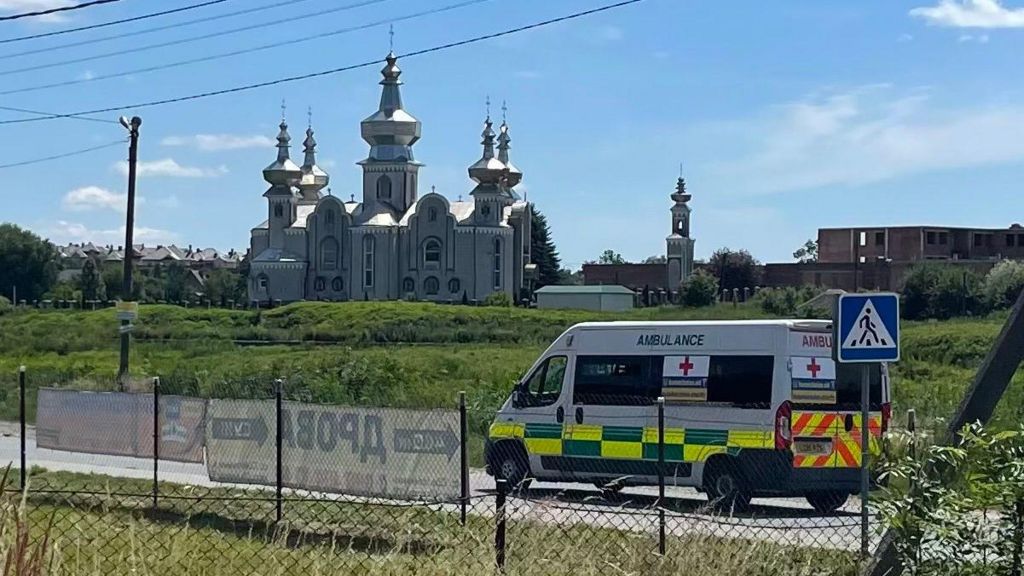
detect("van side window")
[573,356,657,406]
[521,356,567,407]
[835,363,882,409]
[706,356,774,408]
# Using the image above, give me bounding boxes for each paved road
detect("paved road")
[0,426,875,552]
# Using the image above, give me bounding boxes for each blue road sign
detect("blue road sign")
[835,293,900,363]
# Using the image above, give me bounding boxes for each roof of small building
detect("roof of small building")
[535,285,636,295]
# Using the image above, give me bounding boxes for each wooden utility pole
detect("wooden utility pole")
[118,116,141,390]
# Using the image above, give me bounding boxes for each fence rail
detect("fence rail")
[5,367,868,574]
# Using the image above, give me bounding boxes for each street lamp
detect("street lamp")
[118,116,141,389]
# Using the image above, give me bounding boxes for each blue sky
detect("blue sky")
[2,0,1024,269]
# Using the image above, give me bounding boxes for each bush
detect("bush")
[755,286,825,317]
[0,296,10,316]
[902,264,987,320]
[679,270,718,307]
[482,292,512,307]
[982,260,1024,310]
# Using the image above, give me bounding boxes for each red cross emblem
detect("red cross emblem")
[679,357,695,376]
[806,358,822,378]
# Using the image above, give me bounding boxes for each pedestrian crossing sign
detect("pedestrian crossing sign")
[835,293,900,363]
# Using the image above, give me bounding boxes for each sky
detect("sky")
[2,0,1024,269]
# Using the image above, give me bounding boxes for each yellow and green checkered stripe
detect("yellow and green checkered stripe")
[490,422,773,463]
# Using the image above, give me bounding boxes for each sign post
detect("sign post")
[833,292,900,558]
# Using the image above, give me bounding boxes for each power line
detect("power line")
[0,0,228,45]
[0,0,392,77]
[0,0,316,60]
[1,0,489,96]
[0,0,124,22]
[0,104,113,124]
[0,0,645,125]
[0,139,124,170]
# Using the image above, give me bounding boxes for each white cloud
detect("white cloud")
[47,220,178,245]
[910,0,1024,28]
[958,32,991,41]
[705,85,1024,195]
[112,158,228,178]
[62,186,126,212]
[78,70,95,81]
[0,0,73,22]
[598,25,624,42]
[161,133,274,152]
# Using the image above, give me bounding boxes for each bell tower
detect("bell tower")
[666,175,695,287]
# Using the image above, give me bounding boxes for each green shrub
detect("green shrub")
[679,270,718,307]
[0,296,10,316]
[982,260,1024,310]
[902,264,987,320]
[755,286,824,317]
[482,292,512,307]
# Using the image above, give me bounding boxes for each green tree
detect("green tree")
[558,268,584,285]
[982,259,1024,310]
[205,269,244,306]
[529,207,562,288]
[78,258,103,301]
[709,248,760,291]
[902,263,986,320]
[643,255,667,264]
[597,250,626,265]
[680,270,718,307]
[0,223,58,302]
[102,266,123,300]
[793,239,818,263]
[164,263,188,303]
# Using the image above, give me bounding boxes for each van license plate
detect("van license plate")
[795,440,832,455]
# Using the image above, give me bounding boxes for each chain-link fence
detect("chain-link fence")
[3,368,870,574]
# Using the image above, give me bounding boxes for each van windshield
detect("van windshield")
[834,364,883,410]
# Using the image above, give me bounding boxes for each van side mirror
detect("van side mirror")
[511,389,525,409]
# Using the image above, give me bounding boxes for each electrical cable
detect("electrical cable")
[0,0,645,125]
[0,103,113,123]
[0,0,228,45]
[0,139,125,170]
[0,0,316,60]
[0,0,123,23]
[0,0,488,96]
[0,0,391,76]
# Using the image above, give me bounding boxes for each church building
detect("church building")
[247,52,534,304]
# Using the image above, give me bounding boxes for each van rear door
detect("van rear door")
[832,364,884,468]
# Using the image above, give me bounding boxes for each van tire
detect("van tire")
[805,491,848,514]
[494,443,531,492]
[703,457,751,511]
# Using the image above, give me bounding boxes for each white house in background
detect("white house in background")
[535,285,636,312]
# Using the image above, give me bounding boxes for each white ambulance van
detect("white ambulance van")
[485,320,890,512]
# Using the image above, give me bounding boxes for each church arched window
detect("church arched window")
[274,204,283,218]
[332,276,343,291]
[493,238,503,289]
[376,175,392,200]
[326,210,335,226]
[448,278,461,294]
[257,274,269,290]
[402,277,414,293]
[363,235,375,288]
[314,277,326,291]
[424,277,439,296]
[428,207,438,222]
[320,237,339,271]
[423,238,441,268]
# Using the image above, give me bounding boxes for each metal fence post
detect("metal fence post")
[19,366,26,492]
[657,396,666,555]
[906,408,916,460]
[275,379,284,524]
[459,391,469,526]
[861,364,871,558]
[495,478,507,571]
[152,377,160,510]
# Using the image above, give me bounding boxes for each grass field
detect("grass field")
[0,301,1020,452]
[8,470,859,576]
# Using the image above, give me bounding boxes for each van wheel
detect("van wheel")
[806,492,848,514]
[495,445,531,492]
[703,458,751,511]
